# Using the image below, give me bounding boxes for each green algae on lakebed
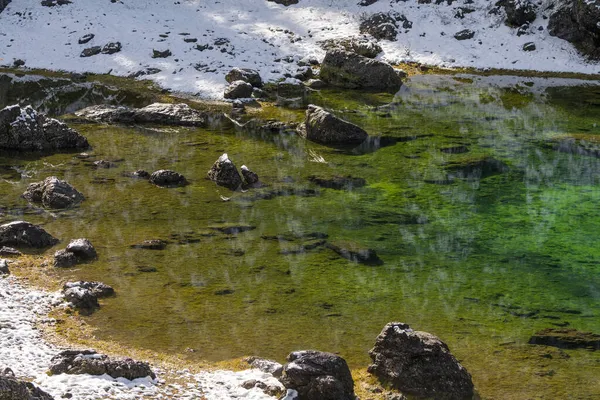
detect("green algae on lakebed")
[1,74,600,399]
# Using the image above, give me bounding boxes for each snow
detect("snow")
[0,276,282,399]
[0,0,598,100]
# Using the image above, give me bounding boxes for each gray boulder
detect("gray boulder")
[279,350,355,400]
[49,349,155,380]
[225,68,263,87]
[326,240,383,265]
[207,153,243,190]
[149,170,188,187]
[246,356,284,378]
[0,259,9,275]
[0,0,11,14]
[224,80,254,99]
[301,105,368,145]
[0,221,59,248]
[336,37,382,58]
[548,0,600,59]
[74,103,207,126]
[0,369,54,400]
[53,249,77,268]
[66,238,97,260]
[0,247,21,257]
[62,281,114,312]
[22,176,84,209]
[320,49,403,90]
[0,105,89,151]
[500,0,536,28]
[368,322,474,400]
[359,12,398,41]
[241,165,260,188]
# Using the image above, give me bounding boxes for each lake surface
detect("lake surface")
[1,74,599,399]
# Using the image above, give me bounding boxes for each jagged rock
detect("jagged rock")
[279,350,355,400]
[78,34,94,44]
[0,259,9,275]
[49,349,155,380]
[246,356,284,378]
[320,49,403,90]
[267,0,299,5]
[454,29,475,40]
[368,322,474,400]
[326,241,383,265]
[444,157,509,180]
[101,41,122,54]
[529,328,600,350]
[130,239,168,250]
[0,221,59,248]
[63,281,115,298]
[207,153,243,190]
[0,370,54,400]
[359,12,398,41]
[22,176,84,209]
[75,103,206,126]
[62,281,114,312]
[0,247,21,257]
[152,49,172,58]
[66,238,97,260]
[149,170,188,187]
[548,0,600,59]
[301,105,368,145]
[53,249,77,268]
[241,165,260,187]
[0,105,89,151]
[80,46,102,57]
[499,0,536,28]
[224,80,254,99]
[308,175,366,190]
[225,67,263,87]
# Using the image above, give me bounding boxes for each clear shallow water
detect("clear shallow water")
[1,74,600,399]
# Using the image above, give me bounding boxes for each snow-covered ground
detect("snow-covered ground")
[0,274,283,399]
[0,0,598,99]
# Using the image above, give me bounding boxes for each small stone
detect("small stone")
[66,238,97,260]
[78,34,94,44]
[80,46,102,57]
[54,249,78,268]
[152,49,172,58]
[0,259,9,275]
[149,170,188,187]
[523,42,536,52]
[101,41,121,54]
[454,29,475,40]
[130,239,168,250]
[224,80,253,99]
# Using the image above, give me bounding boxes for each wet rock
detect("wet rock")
[101,41,122,54]
[0,246,21,257]
[152,49,172,58]
[149,170,188,187]
[246,356,284,378]
[53,249,78,268]
[320,49,403,90]
[454,29,475,40]
[241,165,260,188]
[500,0,536,28]
[0,105,89,151]
[444,157,509,180]
[80,46,102,57]
[225,67,263,87]
[23,176,84,209]
[78,34,94,44]
[267,0,299,5]
[224,80,254,99]
[368,322,474,400]
[0,259,9,275]
[523,42,536,52]
[326,241,383,265]
[130,239,168,250]
[207,153,243,190]
[301,105,368,145]
[0,221,59,248]
[528,328,600,350]
[126,169,150,179]
[359,12,398,41]
[0,371,54,400]
[279,350,355,400]
[308,175,366,190]
[209,224,256,234]
[66,238,97,260]
[64,281,114,298]
[49,349,155,380]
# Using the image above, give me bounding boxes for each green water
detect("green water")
[1,74,600,399]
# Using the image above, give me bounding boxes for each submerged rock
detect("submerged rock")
[326,241,383,265]
[279,350,355,400]
[130,239,168,250]
[75,103,207,126]
[444,157,509,180]
[301,105,368,145]
[529,328,600,350]
[0,370,54,400]
[368,322,474,400]
[149,170,188,187]
[0,105,89,151]
[0,221,59,248]
[22,176,84,209]
[49,349,155,380]
[209,224,256,234]
[308,175,366,190]
[207,153,243,190]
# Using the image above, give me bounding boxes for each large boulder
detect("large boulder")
[49,349,155,380]
[320,49,403,90]
[0,221,59,248]
[0,369,54,400]
[368,322,474,400]
[66,238,97,260]
[225,67,263,87]
[529,328,600,350]
[207,153,243,190]
[74,103,207,126]
[0,105,89,151]
[301,105,368,145]
[548,0,600,59]
[499,0,536,27]
[279,350,355,400]
[22,176,84,209]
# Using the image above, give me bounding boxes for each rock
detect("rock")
[49,349,155,380]
[0,371,54,400]
[12,59,25,67]
[78,34,94,44]
[0,105,89,151]
[225,67,263,87]
[444,157,509,180]
[209,224,255,234]
[359,0,379,6]
[75,103,206,126]
[267,0,299,6]
[294,66,314,81]
[359,12,398,41]
[0,0,12,14]
[152,49,172,58]
[207,153,243,190]
[53,249,77,268]
[305,79,326,89]
[301,105,368,145]
[0,221,59,248]
[22,176,84,209]
[63,285,99,311]
[334,37,382,58]
[454,29,475,40]
[326,241,383,265]
[528,328,600,350]
[224,80,254,99]
[130,239,168,250]
[63,281,115,298]
[101,41,121,54]
[320,49,403,90]
[368,322,474,400]
[523,42,536,52]
[276,79,307,108]
[80,46,102,57]
[66,238,97,260]
[0,246,21,257]
[308,175,366,190]
[279,350,355,400]
[246,356,284,378]
[149,170,188,187]
[241,165,260,187]
[130,68,162,78]
[93,159,117,169]
[126,169,150,179]
[500,0,536,28]
[548,0,600,59]
[0,259,9,274]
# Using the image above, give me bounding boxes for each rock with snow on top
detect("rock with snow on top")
[454,29,475,40]
[78,33,94,44]
[224,80,254,99]
[207,153,243,190]
[49,349,155,380]
[80,46,101,57]
[523,42,536,52]
[501,0,536,28]
[66,238,97,260]
[63,281,115,298]
[267,0,299,6]
[0,370,54,400]
[101,41,121,54]
[359,12,398,41]
[152,49,171,58]
[225,67,263,87]
[0,246,21,257]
